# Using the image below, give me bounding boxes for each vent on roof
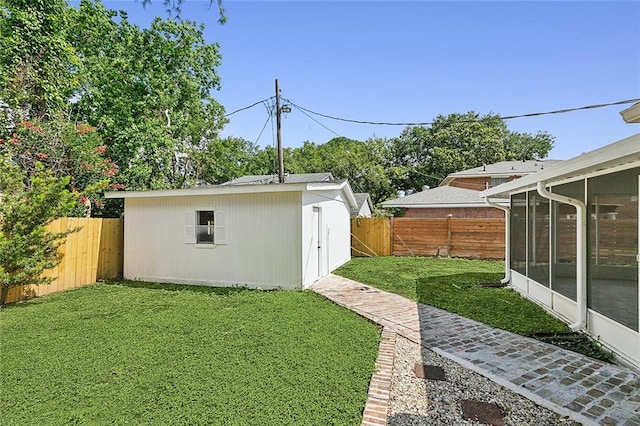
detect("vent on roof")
[422,185,430,191]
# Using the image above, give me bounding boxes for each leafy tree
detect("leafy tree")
[191,136,261,184]
[287,137,401,204]
[141,0,226,23]
[69,1,227,191]
[0,0,79,119]
[504,130,556,161]
[0,117,117,216]
[389,112,554,192]
[1,0,227,196]
[0,155,77,305]
[248,145,294,177]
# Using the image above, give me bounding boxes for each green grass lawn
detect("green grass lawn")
[334,256,569,335]
[0,282,381,425]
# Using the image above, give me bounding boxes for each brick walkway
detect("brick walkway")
[312,274,640,426]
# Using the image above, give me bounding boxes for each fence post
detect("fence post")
[389,216,394,256]
[447,215,452,256]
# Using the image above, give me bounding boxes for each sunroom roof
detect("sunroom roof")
[481,133,640,198]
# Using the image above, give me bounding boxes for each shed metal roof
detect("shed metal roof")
[105,178,358,208]
[220,172,334,185]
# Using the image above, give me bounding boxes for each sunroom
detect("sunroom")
[481,133,639,368]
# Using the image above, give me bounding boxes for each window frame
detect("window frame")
[196,210,215,245]
[491,177,510,188]
[184,210,228,246]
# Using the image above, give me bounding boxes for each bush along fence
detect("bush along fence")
[351,217,505,260]
[3,218,124,304]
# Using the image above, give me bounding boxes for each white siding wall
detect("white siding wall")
[123,192,303,289]
[301,190,352,288]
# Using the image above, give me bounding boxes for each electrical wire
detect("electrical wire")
[500,98,640,120]
[225,96,275,117]
[283,98,341,137]
[286,98,640,126]
[254,118,270,145]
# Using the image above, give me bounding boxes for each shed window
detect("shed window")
[196,211,215,244]
[184,210,227,245]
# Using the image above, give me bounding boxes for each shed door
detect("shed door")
[312,207,322,279]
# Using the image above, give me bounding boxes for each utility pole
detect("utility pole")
[275,79,284,183]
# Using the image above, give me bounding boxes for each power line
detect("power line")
[253,115,271,145]
[284,98,341,137]
[500,98,640,120]
[224,96,275,117]
[287,98,640,127]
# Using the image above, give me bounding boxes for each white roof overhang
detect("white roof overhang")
[106,180,359,209]
[480,133,640,198]
[620,103,640,124]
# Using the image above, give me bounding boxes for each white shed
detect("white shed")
[105,178,357,290]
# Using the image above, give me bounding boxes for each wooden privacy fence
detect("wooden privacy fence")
[351,217,505,259]
[4,217,124,304]
[351,217,392,256]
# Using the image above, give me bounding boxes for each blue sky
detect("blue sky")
[102,1,639,160]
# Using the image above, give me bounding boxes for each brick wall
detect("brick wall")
[448,177,491,191]
[403,207,505,219]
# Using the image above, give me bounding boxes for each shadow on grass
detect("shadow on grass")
[0,280,265,311]
[414,272,569,336]
[0,296,48,311]
[414,273,613,362]
[103,280,250,296]
[414,272,504,304]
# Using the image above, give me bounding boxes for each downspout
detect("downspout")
[536,181,587,332]
[484,198,511,284]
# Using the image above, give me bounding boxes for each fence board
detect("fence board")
[97,219,125,279]
[4,218,124,304]
[351,217,392,256]
[352,217,506,259]
[394,218,447,257]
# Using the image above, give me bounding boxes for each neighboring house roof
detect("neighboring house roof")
[382,185,507,208]
[440,159,561,186]
[105,177,358,209]
[220,172,334,186]
[351,193,373,216]
[481,133,640,198]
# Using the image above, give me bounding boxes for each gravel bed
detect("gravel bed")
[388,336,581,426]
